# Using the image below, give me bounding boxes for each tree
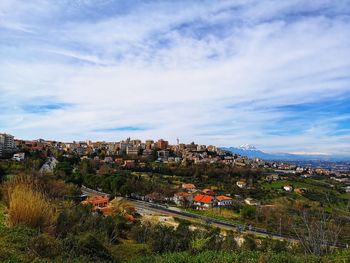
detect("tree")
[0,164,6,182]
[294,209,342,256]
[242,235,257,250]
[241,205,256,220]
[221,231,238,251]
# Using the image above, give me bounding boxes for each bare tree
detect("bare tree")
[294,209,342,256]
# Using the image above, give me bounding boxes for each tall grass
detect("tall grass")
[5,175,56,229]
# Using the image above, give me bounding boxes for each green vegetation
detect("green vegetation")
[130,250,350,263]
[0,154,350,262]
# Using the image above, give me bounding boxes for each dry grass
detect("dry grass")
[5,175,56,230]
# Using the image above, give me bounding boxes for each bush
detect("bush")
[221,231,238,251]
[28,233,61,258]
[130,222,153,243]
[62,233,113,261]
[78,233,113,260]
[242,235,257,251]
[241,205,256,220]
[7,184,55,229]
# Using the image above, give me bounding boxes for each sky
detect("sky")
[0,0,350,156]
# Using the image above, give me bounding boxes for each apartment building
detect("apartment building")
[0,133,16,158]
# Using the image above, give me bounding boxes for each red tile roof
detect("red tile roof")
[182,183,195,189]
[193,194,204,202]
[81,195,109,205]
[175,192,192,197]
[216,195,232,201]
[193,194,214,204]
[201,195,213,203]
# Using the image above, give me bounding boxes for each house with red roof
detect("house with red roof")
[81,195,110,214]
[182,183,196,192]
[216,195,233,206]
[193,194,215,209]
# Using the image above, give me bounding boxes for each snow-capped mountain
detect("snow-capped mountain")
[238,144,257,151]
[221,146,348,161]
[222,145,271,159]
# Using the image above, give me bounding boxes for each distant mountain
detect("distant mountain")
[221,145,349,161]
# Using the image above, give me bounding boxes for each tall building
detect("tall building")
[156,139,168,150]
[126,146,139,156]
[0,133,16,158]
[145,140,154,149]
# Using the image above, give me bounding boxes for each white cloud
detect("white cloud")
[0,0,350,155]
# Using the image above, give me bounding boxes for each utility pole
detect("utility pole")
[279,217,282,235]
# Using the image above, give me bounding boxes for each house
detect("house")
[12,152,25,161]
[103,156,114,163]
[294,188,306,194]
[115,158,124,165]
[182,183,196,192]
[216,195,233,206]
[193,194,215,209]
[283,185,293,192]
[145,192,165,203]
[173,192,193,206]
[157,150,170,160]
[142,149,154,157]
[235,162,246,167]
[265,174,279,181]
[202,188,214,195]
[244,198,260,206]
[236,181,247,189]
[124,160,136,168]
[82,195,109,214]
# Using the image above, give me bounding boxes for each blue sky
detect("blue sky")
[0,0,350,156]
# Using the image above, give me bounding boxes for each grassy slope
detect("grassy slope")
[0,202,37,263]
[129,250,350,263]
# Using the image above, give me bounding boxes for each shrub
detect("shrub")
[28,233,61,258]
[242,235,257,251]
[221,231,238,251]
[62,233,113,261]
[241,205,256,220]
[78,233,113,261]
[7,184,55,229]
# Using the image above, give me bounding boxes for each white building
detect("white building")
[12,153,25,161]
[173,192,193,206]
[236,181,247,189]
[283,185,293,192]
[216,195,233,206]
[244,198,260,206]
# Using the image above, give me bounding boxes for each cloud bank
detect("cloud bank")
[0,0,350,155]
